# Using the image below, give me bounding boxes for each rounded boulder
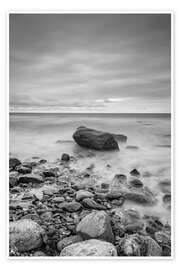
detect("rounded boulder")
[9,219,44,252]
[60,239,117,256]
[76,210,114,243]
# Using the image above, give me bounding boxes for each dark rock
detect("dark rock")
[81,198,106,210]
[144,216,164,236]
[38,159,47,164]
[129,179,143,188]
[73,126,119,151]
[10,186,22,193]
[9,158,21,169]
[126,145,139,150]
[43,170,56,177]
[130,169,140,176]
[18,174,44,184]
[61,153,70,161]
[113,134,127,142]
[125,187,156,205]
[101,183,110,189]
[57,235,83,252]
[76,211,114,243]
[163,193,171,203]
[16,165,32,174]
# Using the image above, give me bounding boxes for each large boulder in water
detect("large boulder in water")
[73,126,119,151]
[9,219,44,252]
[76,210,114,243]
[60,239,117,256]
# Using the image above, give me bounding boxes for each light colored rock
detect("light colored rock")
[60,239,117,256]
[144,236,162,256]
[154,231,171,246]
[76,210,114,243]
[52,196,65,203]
[118,234,141,256]
[76,190,94,201]
[59,201,82,212]
[33,251,46,256]
[9,219,44,252]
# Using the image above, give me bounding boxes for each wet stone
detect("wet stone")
[129,179,143,188]
[43,170,56,177]
[130,169,140,177]
[61,153,70,162]
[81,198,106,210]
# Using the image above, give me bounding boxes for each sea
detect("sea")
[9,113,171,223]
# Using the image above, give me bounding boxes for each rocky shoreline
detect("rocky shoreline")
[9,127,171,257]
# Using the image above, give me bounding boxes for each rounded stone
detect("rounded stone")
[76,190,94,201]
[60,239,117,256]
[9,219,44,252]
[76,210,114,243]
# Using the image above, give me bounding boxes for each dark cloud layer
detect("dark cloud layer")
[10,14,171,113]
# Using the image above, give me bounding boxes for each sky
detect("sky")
[9,14,171,113]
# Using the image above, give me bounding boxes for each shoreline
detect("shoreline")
[9,152,171,257]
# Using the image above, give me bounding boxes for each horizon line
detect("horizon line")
[9,111,171,114]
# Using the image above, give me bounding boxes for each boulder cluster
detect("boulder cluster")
[9,154,171,257]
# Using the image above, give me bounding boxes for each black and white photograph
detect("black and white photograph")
[9,13,172,257]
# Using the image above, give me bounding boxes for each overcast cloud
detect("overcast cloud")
[9,14,171,113]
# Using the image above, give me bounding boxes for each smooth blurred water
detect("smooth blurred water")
[9,113,171,223]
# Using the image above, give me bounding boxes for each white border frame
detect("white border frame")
[6,10,174,260]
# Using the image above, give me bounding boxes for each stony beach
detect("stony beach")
[9,126,171,257]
